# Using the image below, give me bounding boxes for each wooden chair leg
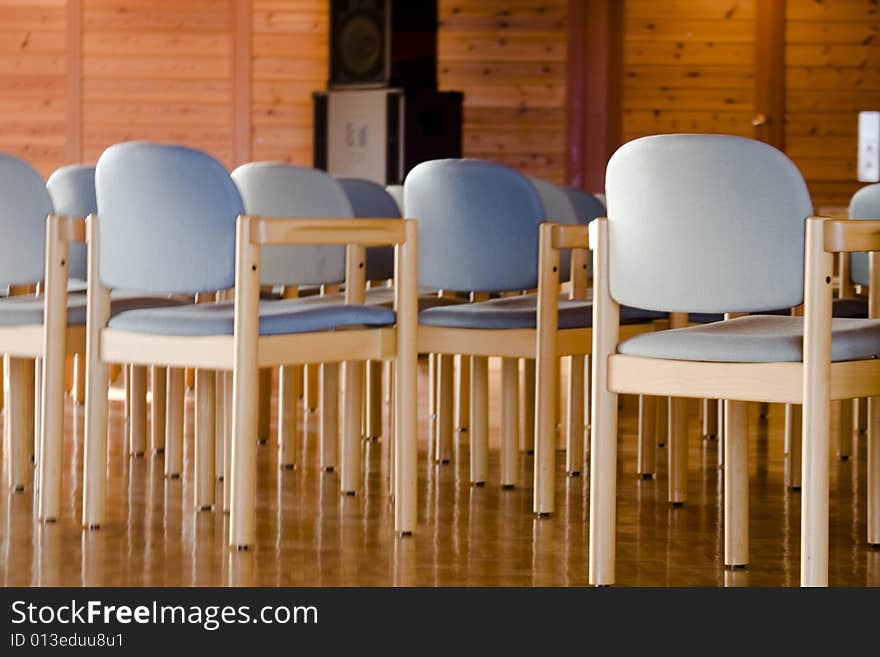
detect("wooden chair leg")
[784,404,802,490]
[566,355,584,476]
[800,219,830,587]
[320,363,339,472]
[33,357,41,465]
[523,358,536,454]
[82,354,109,529]
[589,335,619,587]
[724,400,749,568]
[4,357,33,491]
[341,361,364,495]
[215,369,224,478]
[668,397,688,505]
[277,365,298,469]
[123,365,130,419]
[469,356,489,486]
[74,353,86,405]
[637,395,656,478]
[129,365,147,457]
[501,357,519,488]
[857,397,868,434]
[151,366,166,453]
[656,395,668,447]
[223,371,232,512]
[456,355,470,433]
[165,368,185,478]
[836,399,853,460]
[366,360,383,440]
[38,329,65,521]
[717,399,725,469]
[305,363,319,412]
[195,370,215,510]
[702,398,718,439]
[427,354,436,455]
[436,354,454,464]
[869,397,880,546]
[258,367,271,443]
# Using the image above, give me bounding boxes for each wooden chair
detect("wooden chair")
[82,144,418,549]
[589,133,880,587]
[408,159,664,515]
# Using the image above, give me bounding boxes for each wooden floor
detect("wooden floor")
[1,359,878,587]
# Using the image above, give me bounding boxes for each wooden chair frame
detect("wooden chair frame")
[0,214,87,523]
[418,222,666,515]
[589,216,880,587]
[82,214,419,549]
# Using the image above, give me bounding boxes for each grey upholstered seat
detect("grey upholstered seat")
[108,298,395,337]
[419,294,665,330]
[0,293,183,327]
[618,315,880,363]
[315,286,463,310]
[688,307,791,324]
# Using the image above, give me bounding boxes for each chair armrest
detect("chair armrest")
[246,215,407,247]
[550,223,589,251]
[823,217,880,253]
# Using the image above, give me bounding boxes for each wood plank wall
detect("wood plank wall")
[620,0,757,143]
[437,0,568,183]
[81,0,236,165]
[1,0,878,208]
[786,0,880,208]
[250,0,327,165]
[0,0,67,175]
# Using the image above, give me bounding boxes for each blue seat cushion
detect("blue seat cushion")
[317,287,465,311]
[832,296,868,319]
[619,314,880,363]
[689,299,869,324]
[688,307,792,324]
[0,293,185,327]
[107,298,395,336]
[419,293,665,330]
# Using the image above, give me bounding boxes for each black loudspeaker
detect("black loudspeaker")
[329,0,438,90]
[313,88,462,185]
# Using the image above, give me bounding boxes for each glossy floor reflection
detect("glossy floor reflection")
[1,362,878,586]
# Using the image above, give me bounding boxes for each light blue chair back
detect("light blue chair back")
[562,186,606,224]
[0,153,53,286]
[605,134,813,313]
[385,185,404,214]
[405,159,546,293]
[848,183,880,287]
[231,163,352,286]
[338,177,401,281]
[95,142,244,294]
[46,164,95,281]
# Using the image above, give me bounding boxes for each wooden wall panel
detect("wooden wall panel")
[0,0,67,177]
[785,0,880,208]
[81,0,235,166]
[249,0,327,166]
[437,0,568,183]
[621,0,756,143]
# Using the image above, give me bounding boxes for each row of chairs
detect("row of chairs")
[3,144,608,548]
[2,134,879,586]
